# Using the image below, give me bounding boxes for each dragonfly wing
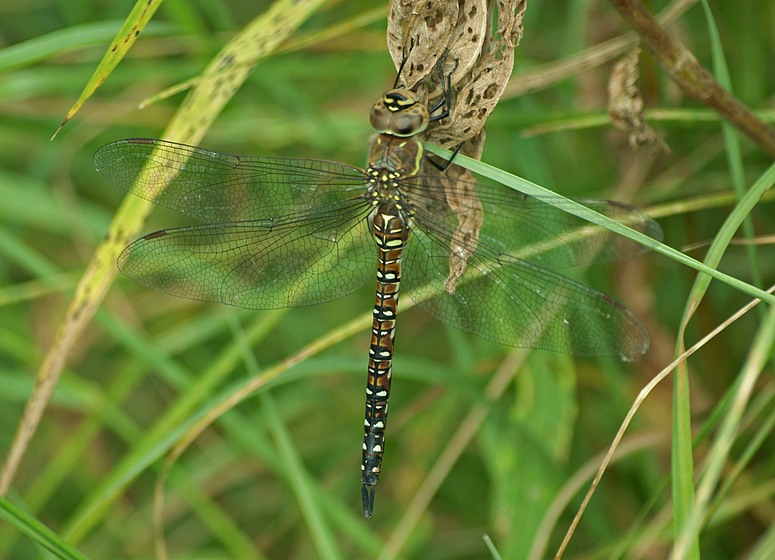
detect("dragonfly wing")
[118,200,375,309]
[95,138,368,223]
[404,176,662,269]
[402,217,650,359]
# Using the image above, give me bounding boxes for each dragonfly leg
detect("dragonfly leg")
[426,141,465,171]
[393,36,413,88]
[428,50,459,122]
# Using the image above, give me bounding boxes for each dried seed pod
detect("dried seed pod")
[426,0,525,148]
[387,0,526,148]
[608,47,670,153]
[388,0,486,90]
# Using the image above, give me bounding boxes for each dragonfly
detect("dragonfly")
[95,64,662,520]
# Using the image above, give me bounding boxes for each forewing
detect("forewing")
[95,138,368,223]
[118,199,375,309]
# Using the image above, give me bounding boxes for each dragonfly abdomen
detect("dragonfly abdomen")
[362,204,408,519]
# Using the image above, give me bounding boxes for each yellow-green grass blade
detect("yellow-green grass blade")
[425,144,775,306]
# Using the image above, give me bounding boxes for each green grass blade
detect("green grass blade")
[745,521,775,560]
[672,4,770,557]
[165,467,265,560]
[0,20,174,73]
[704,0,763,293]
[54,0,166,134]
[425,144,775,305]
[228,312,343,560]
[4,0,329,518]
[60,309,282,543]
[673,303,775,560]
[0,495,90,560]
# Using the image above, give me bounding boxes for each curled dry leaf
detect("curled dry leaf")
[415,133,486,295]
[607,47,671,153]
[427,0,526,148]
[438,133,486,294]
[387,0,486,90]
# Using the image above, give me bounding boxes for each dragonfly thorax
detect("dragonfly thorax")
[366,134,423,192]
[370,88,429,137]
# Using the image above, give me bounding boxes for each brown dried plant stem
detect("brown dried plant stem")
[608,0,775,159]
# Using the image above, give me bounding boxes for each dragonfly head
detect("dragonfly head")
[370,88,430,138]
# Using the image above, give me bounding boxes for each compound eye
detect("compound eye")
[369,102,392,133]
[391,113,422,136]
[390,106,429,137]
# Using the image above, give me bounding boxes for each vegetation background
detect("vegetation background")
[0,0,774,559]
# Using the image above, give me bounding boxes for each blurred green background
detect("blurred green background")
[1,0,775,559]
